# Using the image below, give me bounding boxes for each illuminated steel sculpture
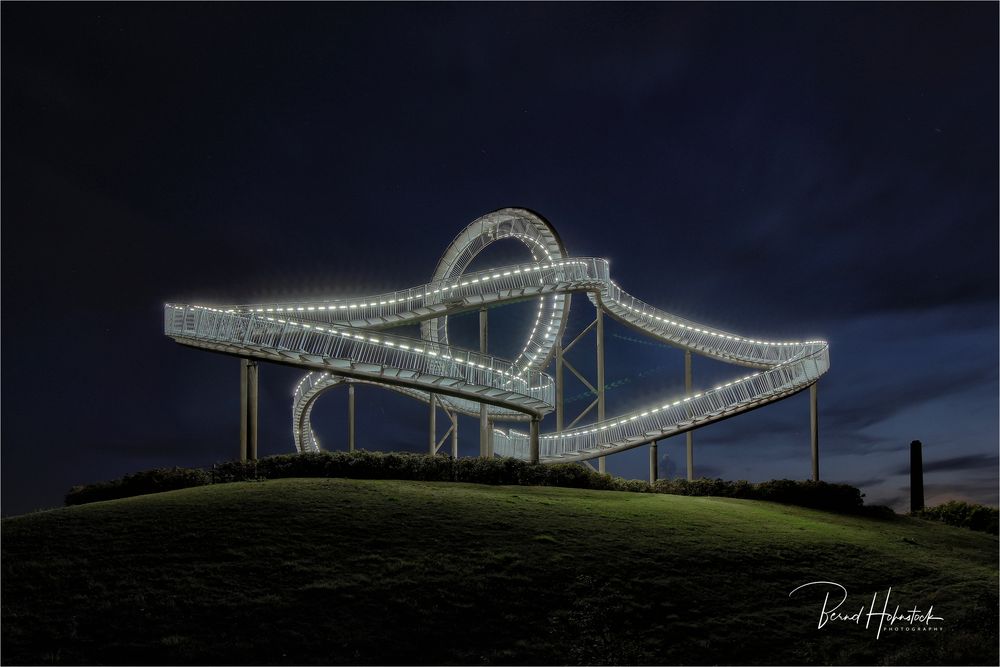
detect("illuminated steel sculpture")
[164,208,829,476]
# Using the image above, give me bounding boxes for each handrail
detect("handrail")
[493,346,828,461]
[164,304,555,414]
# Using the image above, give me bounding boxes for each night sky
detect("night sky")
[3,3,997,516]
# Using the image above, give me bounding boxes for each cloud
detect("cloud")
[893,453,999,476]
[688,410,906,459]
[822,364,998,433]
[906,481,1000,508]
[872,478,1000,512]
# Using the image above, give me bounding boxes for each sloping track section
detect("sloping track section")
[164,208,829,463]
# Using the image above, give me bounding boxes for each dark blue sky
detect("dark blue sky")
[3,3,997,515]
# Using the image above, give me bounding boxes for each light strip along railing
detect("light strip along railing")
[290,373,429,453]
[594,282,823,368]
[164,304,554,415]
[228,258,608,326]
[494,345,829,462]
[226,258,816,370]
[293,371,531,428]
[292,371,533,453]
[293,372,325,452]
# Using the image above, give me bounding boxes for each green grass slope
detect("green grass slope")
[3,479,997,665]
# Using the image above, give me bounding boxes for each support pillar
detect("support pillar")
[240,358,258,462]
[649,441,658,485]
[429,392,437,455]
[910,440,924,512]
[240,359,247,461]
[596,306,606,474]
[555,341,564,433]
[810,382,819,481]
[529,417,540,463]
[451,411,459,458]
[479,307,489,458]
[685,350,694,480]
[348,383,356,452]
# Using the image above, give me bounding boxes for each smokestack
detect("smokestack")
[910,440,924,513]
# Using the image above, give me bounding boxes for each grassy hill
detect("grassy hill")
[2,478,997,665]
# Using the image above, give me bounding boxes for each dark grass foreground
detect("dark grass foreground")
[3,479,998,666]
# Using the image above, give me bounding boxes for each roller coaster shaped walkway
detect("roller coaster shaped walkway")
[164,208,830,466]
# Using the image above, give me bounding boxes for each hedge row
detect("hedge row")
[207,451,654,492]
[915,500,999,535]
[66,450,876,516]
[651,477,878,514]
[65,467,211,506]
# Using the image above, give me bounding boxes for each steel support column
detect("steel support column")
[240,358,258,462]
[529,417,540,463]
[555,341,564,433]
[810,382,819,481]
[451,411,459,458]
[348,383,356,452]
[479,307,489,458]
[429,392,437,455]
[487,419,494,458]
[596,305,606,474]
[685,350,693,480]
[240,359,248,461]
[649,441,658,485]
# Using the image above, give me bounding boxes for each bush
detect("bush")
[654,478,733,497]
[915,501,999,535]
[66,467,210,506]
[542,463,599,489]
[454,456,526,485]
[211,450,461,484]
[345,449,393,479]
[209,460,261,484]
[609,478,652,493]
[257,452,332,479]
[754,479,864,512]
[408,452,456,481]
[652,477,868,514]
